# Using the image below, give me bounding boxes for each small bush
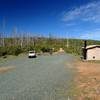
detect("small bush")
[25,45,34,51]
[14,46,22,56]
[0,47,7,56]
[7,46,22,56]
[41,47,51,52]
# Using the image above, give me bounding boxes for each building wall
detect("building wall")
[87,47,100,60]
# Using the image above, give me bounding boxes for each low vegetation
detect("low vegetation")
[0,37,100,57]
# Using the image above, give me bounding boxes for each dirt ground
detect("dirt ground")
[76,61,100,100]
[0,66,15,73]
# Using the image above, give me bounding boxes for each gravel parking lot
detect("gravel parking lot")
[0,54,76,100]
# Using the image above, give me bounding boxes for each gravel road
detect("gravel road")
[0,54,76,100]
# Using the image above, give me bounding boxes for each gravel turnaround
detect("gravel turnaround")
[0,54,76,100]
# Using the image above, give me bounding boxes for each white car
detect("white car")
[28,51,36,58]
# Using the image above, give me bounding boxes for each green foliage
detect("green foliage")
[0,47,7,56]
[0,38,100,57]
[25,45,35,51]
[8,46,22,56]
[41,47,51,52]
[0,46,22,56]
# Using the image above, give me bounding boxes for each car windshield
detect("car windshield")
[29,51,35,53]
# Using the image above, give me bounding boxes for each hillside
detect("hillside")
[0,38,100,57]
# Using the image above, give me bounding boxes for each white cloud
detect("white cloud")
[63,1,100,23]
[65,23,76,26]
[80,29,100,40]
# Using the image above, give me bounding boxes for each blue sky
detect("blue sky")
[0,0,100,40]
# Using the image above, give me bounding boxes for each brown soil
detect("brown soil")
[76,61,100,100]
[0,66,15,73]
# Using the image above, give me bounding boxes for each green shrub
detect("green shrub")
[14,46,22,56]
[26,45,34,51]
[7,46,22,56]
[0,47,7,56]
[41,47,51,52]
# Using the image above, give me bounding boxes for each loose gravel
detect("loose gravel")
[0,54,76,100]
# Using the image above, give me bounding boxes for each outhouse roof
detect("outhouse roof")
[82,45,100,49]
